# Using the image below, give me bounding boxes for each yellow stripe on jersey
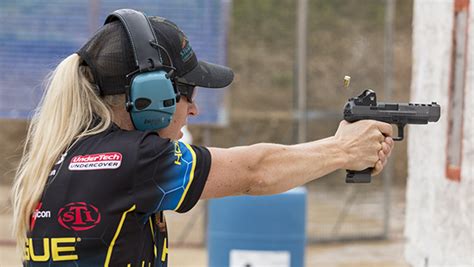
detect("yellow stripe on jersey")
[174,143,197,211]
[104,205,136,267]
[161,237,168,262]
[148,217,157,257]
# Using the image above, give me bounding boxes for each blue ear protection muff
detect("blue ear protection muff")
[105,9,177,131]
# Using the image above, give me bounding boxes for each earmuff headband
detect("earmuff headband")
[105,9,162,72]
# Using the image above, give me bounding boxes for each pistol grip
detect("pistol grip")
[346,168,373,183]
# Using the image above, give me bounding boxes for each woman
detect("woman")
[12,10,394,267]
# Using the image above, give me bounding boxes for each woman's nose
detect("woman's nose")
[188,102,199,116]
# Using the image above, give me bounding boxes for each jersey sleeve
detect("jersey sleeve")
[132,133,211,215]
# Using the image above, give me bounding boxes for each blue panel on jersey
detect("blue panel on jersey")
[159,188,185,212]
[154,141,196,212]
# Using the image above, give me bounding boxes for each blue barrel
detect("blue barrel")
[207,187,307,267]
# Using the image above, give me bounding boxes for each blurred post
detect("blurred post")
[383,0,396,239]
[296,0,308,143]
[88,0,100,34]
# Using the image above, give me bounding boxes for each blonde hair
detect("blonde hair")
[11,53,121,251]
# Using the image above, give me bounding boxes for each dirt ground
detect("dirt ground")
[0,183,409,267]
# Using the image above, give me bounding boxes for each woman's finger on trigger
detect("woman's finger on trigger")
[372,161,382,176]
[379,150,386,164]
[382,142,390,154]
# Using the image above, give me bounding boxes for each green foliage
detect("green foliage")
[271,70,293,89]
[232,0,296,47]
[310,0,385,30]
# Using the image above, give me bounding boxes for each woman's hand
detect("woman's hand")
[334,120,395,175]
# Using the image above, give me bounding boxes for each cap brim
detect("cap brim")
[178,60,234,88]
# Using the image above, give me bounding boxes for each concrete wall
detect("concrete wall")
[405,0,473,266]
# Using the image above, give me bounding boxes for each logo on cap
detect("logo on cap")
[179,35,194,62]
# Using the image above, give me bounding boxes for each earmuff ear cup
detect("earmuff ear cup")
[129,71,177,130]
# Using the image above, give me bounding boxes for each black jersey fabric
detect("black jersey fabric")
[24,124,211,267]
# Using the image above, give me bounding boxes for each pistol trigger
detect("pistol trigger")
[394,124,405,141]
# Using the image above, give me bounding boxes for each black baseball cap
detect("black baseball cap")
[77,11,233,95]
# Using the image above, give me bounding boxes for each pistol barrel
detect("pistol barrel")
[344,102,441,125]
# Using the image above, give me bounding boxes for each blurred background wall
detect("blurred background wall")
[405,0,473,266]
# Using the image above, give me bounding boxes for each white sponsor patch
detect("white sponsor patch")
[32,210,51,219]
[230,249,290,267]
[69,152,122,171]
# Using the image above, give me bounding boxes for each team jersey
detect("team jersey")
[24,123,211,267]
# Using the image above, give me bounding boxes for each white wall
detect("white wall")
[405,0,474,266]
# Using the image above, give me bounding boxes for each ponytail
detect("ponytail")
[11,53,113,252]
